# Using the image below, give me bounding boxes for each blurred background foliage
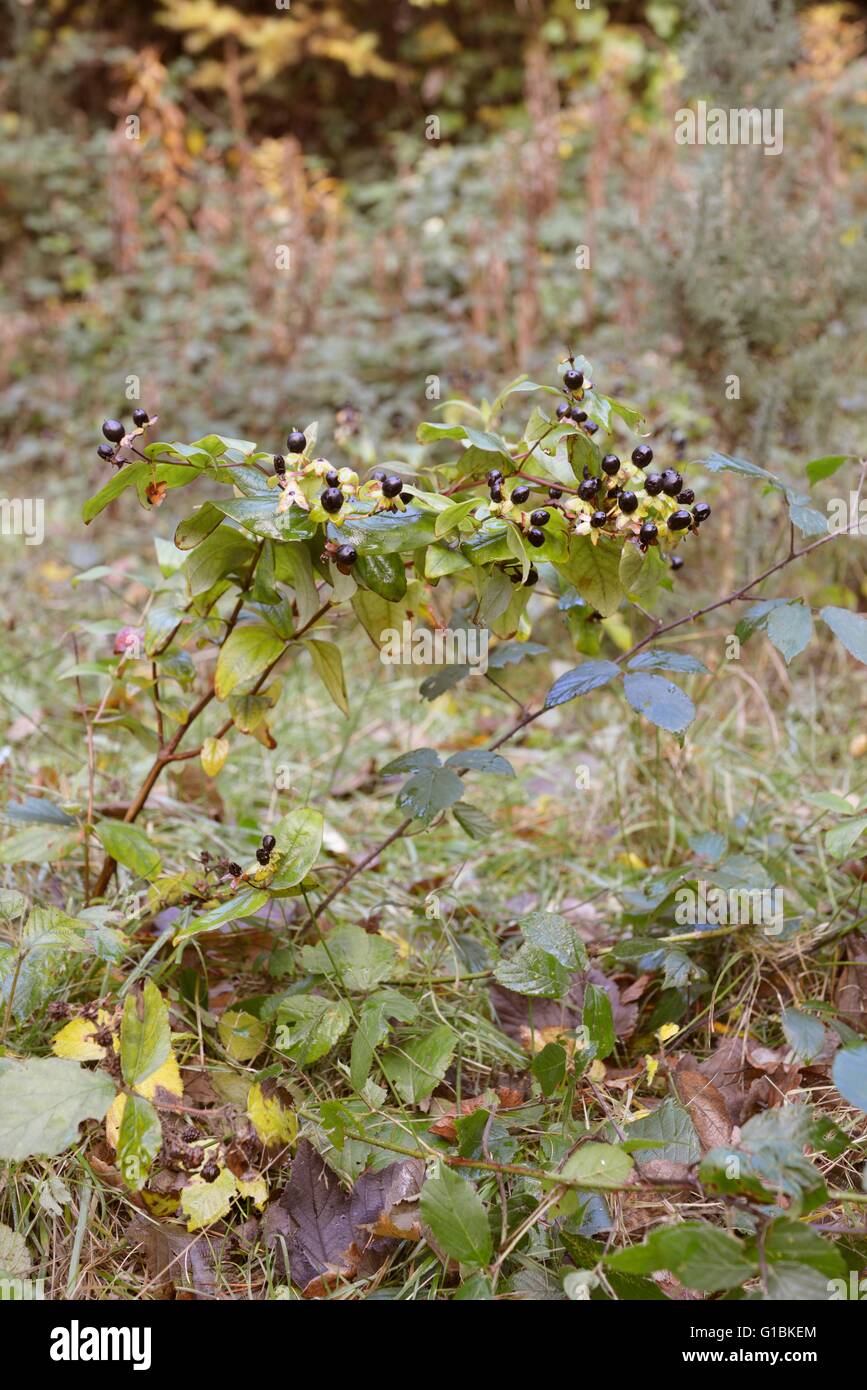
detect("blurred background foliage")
[0,0,865,494]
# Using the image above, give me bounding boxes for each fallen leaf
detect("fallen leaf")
[673,1062,733,1152]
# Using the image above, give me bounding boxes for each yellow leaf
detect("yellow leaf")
[135,1050,183,1102]
[644,1055,659,1085]
[201,735,229,777]
[615,852,646,870]
[655,1022,680,1045]
[180,1168,237,1231]
[237,1176,268,1208]
[51,1014,107,1061]
[247,1080,297,1149]
[219,1009,268,1062]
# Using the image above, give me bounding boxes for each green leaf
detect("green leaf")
[214,626,285,700]
[395,765,465,824]
[275,996,351,1065]
[444,750,514,778]
[120,980,171,1089]
[520,911,588,970]
[173,888,269,943]
[781,1008,825,1063]
[380,1024,455,1104]
[582,982,615,1059]
[820,606,867,664]
[561,536,623,617]
[833,1044,867,1112]
[213,497,316,542]
[334,507,438,556]
[494,943,571,998]
[623,1098,700,1165]
[174,502,224,550]
[764,1261,835,1299]
[806,455,849,486]
[623,672,695,733]
[627,649,708,675]
[765,602,813,664]
[545,659,621,709]
[0,1058,117,1160]
[700,451,775,482]
[532,1042,568,1095]
[417,422,467,443]
[301,926,396,992]
[355,552,407,601]
[561,1142,633,1189]
[452,802,496,840]
[381,748,441,775]
[761,1218,845,1280]
[420,1165,492,1267]
[94,822,161,881]
[82,462,150,523]
[607,1221,758,1292]
[825,814,867,859]
[116,1093,162,1192]
[269,807,324,891]
[434,499,479,538]
[303,638,349,717]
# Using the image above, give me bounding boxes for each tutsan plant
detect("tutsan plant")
[1,351,866,1262]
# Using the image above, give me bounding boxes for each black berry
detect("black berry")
[590,510,607,528]
[261,835,276,853]
[400,491,413,504]
[555,402,571,420]
[202,1162,220,1183]
[526,527,545,548]
[510,485,530,503]
[487,469,504,487]
[490,485,504,503]
[676,489,694,505]
[335,543,357,567]
[671,555,685,571]
[548,486,563,499]
[371,468,387,482]
[632,444,653,468]
[227,862,243,877]
[569,407,588,423]
[256,847,271,866]
[325,469,340,488]
[578,477,600,501]
[667,509,692,531]
[321,488,344,514]
[638,521,658,545]
[524,567,539,586]
[132,408,149,428]
[286,429,307,454]
[693,502,711,523]
[273,454,286,475]
[97,443,115,461]
[102,419,125,443]
[382,475,403,499]
[661,469,683,496]
[602,454,621,476]
[530,509,549,526]
[584,421,599,435]
[564,368,584,391]
[644,472,664,496]
[618,491,638,514]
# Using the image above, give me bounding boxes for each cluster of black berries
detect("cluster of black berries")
[97,410,150,465]
[554,364,599,437]
[256,833,276,867]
